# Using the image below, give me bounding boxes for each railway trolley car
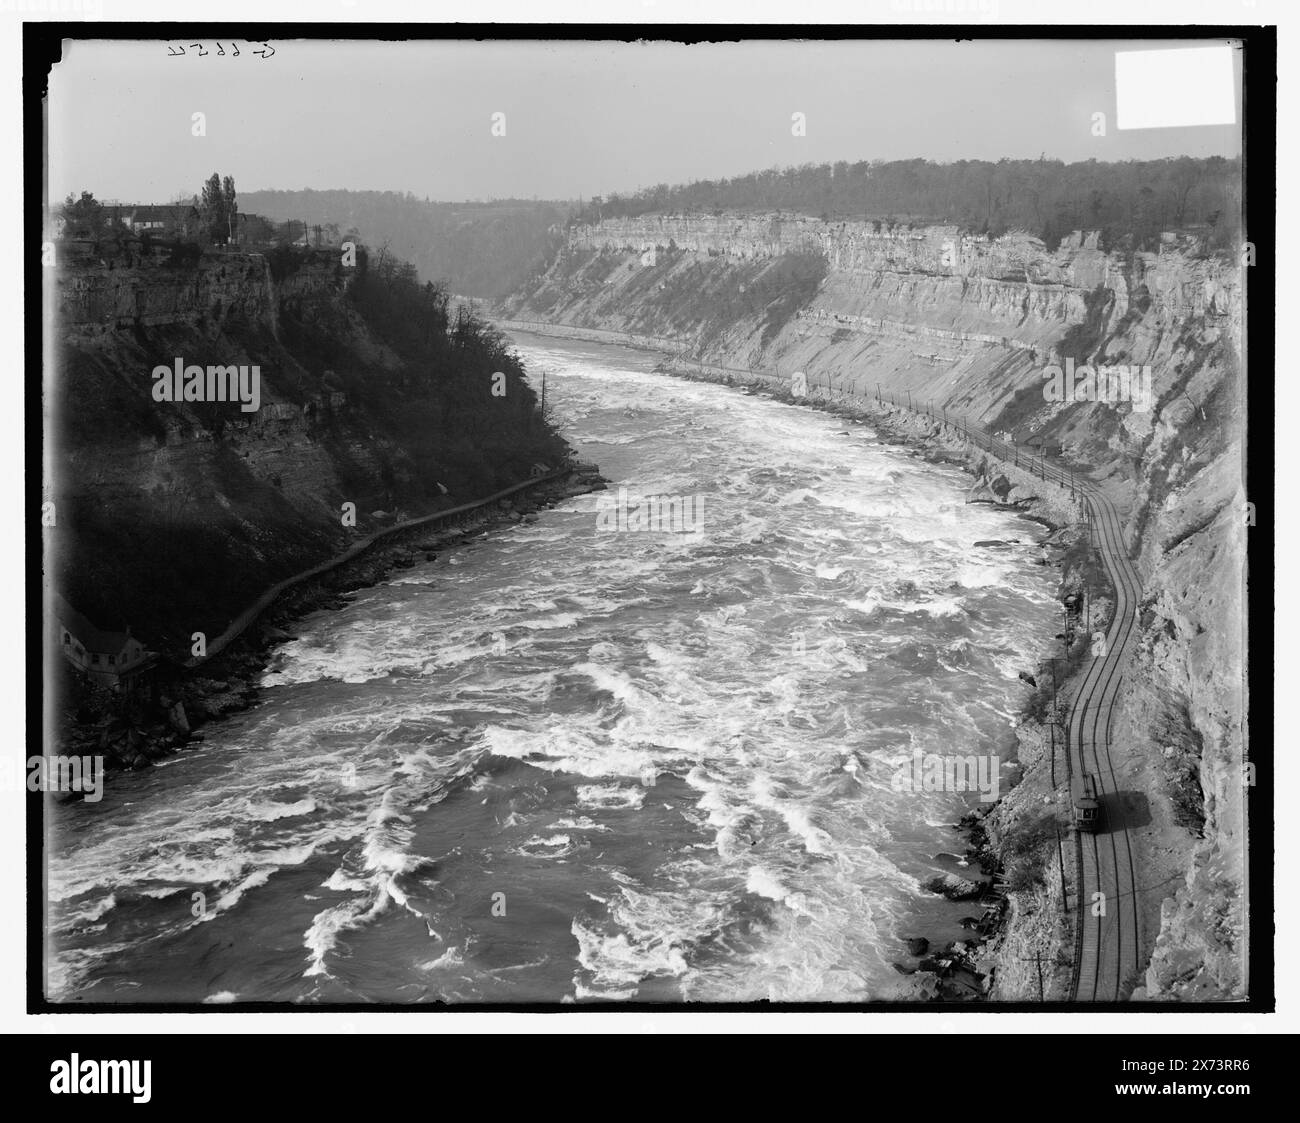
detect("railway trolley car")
[1071,773,1101,831]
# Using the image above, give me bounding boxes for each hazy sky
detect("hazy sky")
[48,38,1243,204]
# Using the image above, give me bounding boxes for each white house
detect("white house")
[52,594,153,691]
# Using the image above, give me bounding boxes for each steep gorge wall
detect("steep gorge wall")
[503,213,1249,1001]
[56,256,383,523]
[506,216,1239,477]
[49,254,562,653]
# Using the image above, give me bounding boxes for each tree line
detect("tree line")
[570,156,1243,254]
[239,189,570,298]
[269,236,568,490]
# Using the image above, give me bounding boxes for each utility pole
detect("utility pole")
[1055,823,1069,914]
[1012,952,1050,1000]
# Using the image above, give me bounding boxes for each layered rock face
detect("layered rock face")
[50,257,396,647]
[61,255,278,330]
[509,216,1238,430]
[505,213,1249,1000]
[48,253,558,653]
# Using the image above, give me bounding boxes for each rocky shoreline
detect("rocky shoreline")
[54,466,609,781]
[648,360,1100,1001]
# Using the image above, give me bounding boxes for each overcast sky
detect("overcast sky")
[48,38,1243,205]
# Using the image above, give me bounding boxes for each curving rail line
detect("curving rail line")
[879,395,1144,1001]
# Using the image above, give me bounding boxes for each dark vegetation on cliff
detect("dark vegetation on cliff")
[52,244,569,653]
[571,156,1242,253]
[240,190,570,299]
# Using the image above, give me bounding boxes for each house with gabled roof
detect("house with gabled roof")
[51,593,155,691]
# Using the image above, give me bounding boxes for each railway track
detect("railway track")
[882,397,1145,1001]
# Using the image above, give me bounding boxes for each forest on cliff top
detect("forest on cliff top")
[242,157,1240,303]
[574,156,1243,253]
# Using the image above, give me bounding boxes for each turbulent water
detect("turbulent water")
[47,335,1059,1004]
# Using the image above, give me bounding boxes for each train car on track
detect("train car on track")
[1070,773,1101,831]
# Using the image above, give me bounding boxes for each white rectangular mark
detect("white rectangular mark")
[1115,46,1237,130]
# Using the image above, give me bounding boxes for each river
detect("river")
[47,333,1059,1004]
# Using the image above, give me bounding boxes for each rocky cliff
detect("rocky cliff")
[502,213,1249,1001]
[49,249,568,653]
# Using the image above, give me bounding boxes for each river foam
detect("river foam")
[47,335,1056,1004]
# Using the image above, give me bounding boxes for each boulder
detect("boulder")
[167,702,190,735]
[923,873,983,900]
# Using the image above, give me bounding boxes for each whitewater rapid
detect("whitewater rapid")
[46,335,1058,1003]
